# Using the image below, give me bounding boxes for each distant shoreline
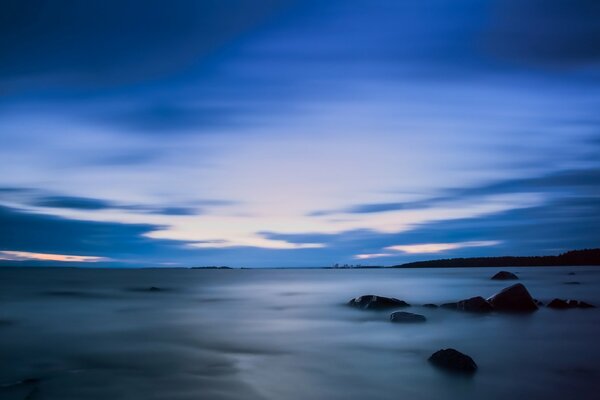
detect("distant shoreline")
[1,249,599,269]
[389,248,600,269]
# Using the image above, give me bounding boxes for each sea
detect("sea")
[1,266,599,400]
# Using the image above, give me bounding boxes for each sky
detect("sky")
[1,0,599,267]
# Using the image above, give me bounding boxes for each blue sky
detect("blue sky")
[1,0,599,267]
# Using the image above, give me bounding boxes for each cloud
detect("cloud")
[0,0,294,92]
[0,204,201,266]
[385,241,501,254]
[0,250,107,263]
[32,196,113,210]
[2,191,206,217]
[354,253,394,260]
[486,0,600,67]
[310,168,600,217]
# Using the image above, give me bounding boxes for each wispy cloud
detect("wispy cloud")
[0,250,108,263]
[354,253,394,260]
[385,241,502,254]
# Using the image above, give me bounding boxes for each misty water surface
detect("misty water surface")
[1,267,599,400]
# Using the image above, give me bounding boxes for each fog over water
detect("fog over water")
[1,267,599,400]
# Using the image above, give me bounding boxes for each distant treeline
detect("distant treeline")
[392,249,600,268]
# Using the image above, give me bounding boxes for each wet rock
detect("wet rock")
[423,303,439,308]
[487,283,538,312]
[348,295,410,310]
[457,296,493,313]
[429,348,477,373]
[148,286,162,292]
[390,311,426,323]
[491,271,519,280]
[534,299,544,307]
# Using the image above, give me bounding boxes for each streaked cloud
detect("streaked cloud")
[0,1,598,266]
[385,241,502,255]
[0,250,107,263]
[354,253,394,260]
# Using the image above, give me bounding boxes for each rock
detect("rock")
[568,272,576,276]
[428,348,477,373]
[487,283,538,312]
[440,302,458,310]
[491,271,519,280]
[534,299,544,307]
[568,300,579,307]
[390,311,426,323]
[563,281,581,285]
[548,298,570,309]
[456,296,494,312]
[423,303,439,308]
[148,286,161,292]
[548,298,595,309]
[348,295,410,310]
[579,301,595,308]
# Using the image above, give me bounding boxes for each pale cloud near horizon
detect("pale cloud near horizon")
[0,250,108,263]
[355,240,502,260]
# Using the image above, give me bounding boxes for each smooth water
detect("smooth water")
[1,267,599,400]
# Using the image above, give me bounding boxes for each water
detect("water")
[1,267,599,400]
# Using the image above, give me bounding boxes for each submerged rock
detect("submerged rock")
[457,296,494,313]
[487,283,538,312]
[390,311,426,323]
[348,295,410,310]
[429,348,477,373]
[491,271,519,280]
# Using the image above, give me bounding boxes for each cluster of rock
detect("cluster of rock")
[547,298,594,309]
[442,283,539,312]
[347,270,595,374]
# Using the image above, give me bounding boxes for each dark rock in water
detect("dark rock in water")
[423,303,438,308]
[563,281,581,285]
[534,299,544,307]
[568,272,576,276]
[487,283,538,312]
[548,298,595,309]
[149,286,161,292]
[429,348,477,373]
[440,302,458,310]
[548,298,570,309]
[491,271,519,280]
[348,295,410,310]
[568,300,579,307]
[390,311,426,323]
[457,296,493,313]
[579,301,595,309]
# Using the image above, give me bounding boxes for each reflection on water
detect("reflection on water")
[1,267,599,399]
